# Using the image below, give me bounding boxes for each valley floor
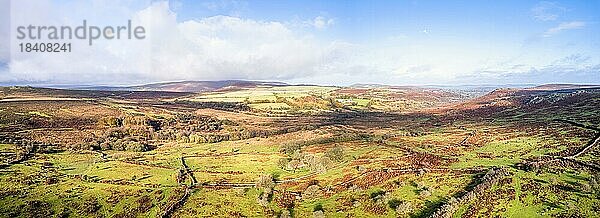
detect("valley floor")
[0,85,599,217]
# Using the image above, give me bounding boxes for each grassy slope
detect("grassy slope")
[0,86,598,217]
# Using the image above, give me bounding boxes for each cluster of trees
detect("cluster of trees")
[68,126,153,152]
[172,100,251,112]
[278,145,344,173]
[173,130,261,144]
[99,114,219,131]
[93,113,228,151]
[15,109,326,153]
[46,116,157,151]
[255,174,300,218]
[163,113,223,132]
[92,112,315,152]
[169,125,315,144]
[84,122,342,153]
[98,137,148,152]
[99,113,223,134]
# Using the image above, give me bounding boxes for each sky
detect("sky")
[0,0,599,86]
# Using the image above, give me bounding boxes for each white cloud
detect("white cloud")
[0,0,9,67]
[461,63,600,84]
[306,16,335,30]
[200,0,248,16]
[3,1,348,85]
[543,21,585,37]
[459,52,600,84]
[531,1,566,21]
[2,0,598,86]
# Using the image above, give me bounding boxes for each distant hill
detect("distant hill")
[0,86,192,100]
[350,84,429,89]
[436,84,600,117]
[351,83,535,91]
[75,80,289,93]
[526,84,600,90]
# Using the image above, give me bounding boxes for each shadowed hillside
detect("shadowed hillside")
[0,83,598,217]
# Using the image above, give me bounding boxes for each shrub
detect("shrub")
[580,182,592,193]
[79,196,101,214]
[125,141,148,152]
[279,209,291,218]
[304,155,332,173]
[287,160,302,172]
[370,189,386,200]
[387,198,402,209]
[313,203,323,212]
[256,174,275,207]
[256,174,275,192]
[98,117,122,127]
[303,185,321,199]
[257,191,270,207]
[414,181,425,189]
[317,157,333,173]
[313,210,325,218]
[275,191,295,209]
[395,201,413,215]
[325,146,344,162]
[277,158,290,170]
[419,189,432,198]
[280,142,302,155]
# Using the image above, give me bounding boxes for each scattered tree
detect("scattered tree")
[325,146,344,162]
[303,185,321,199]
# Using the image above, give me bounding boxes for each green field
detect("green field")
[0,85,599,217]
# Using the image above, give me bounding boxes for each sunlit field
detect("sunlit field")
[0,85,598,217]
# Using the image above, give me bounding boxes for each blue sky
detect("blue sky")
[172,0,598,40]
[1,0,599,85]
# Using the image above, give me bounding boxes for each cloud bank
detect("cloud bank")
[3,1,355,85]
[1,0,599,85]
